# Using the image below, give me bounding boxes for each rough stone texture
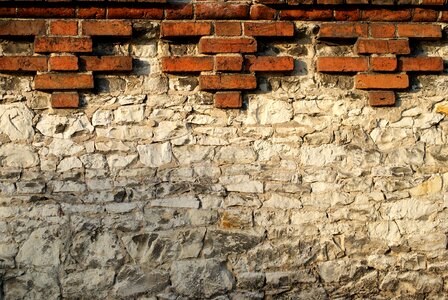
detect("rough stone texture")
[0,13,447,300]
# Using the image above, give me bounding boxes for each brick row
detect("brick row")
[161,21,294,38]
[317,57,444,73]
[319,23,442,40]
[0,20,132,37]
[162,56,294,73]
[0,55,132,72]
[0,6,447,22]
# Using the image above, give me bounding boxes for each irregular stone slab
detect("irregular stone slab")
[137,142,172,167]
[0,144,39,168]
[16,227,61,267]
[114,266,169,298]
[0,103,34,141]
[170,258,235,298]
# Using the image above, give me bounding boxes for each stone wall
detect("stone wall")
[0,1,448,299]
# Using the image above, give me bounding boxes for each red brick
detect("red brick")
[161,22,212,38]
[355,74,409,89]
[371,0,395,4]
[370,23,395,38]
[356,39,410,55]
[34,37,92,53]
[280,9,333,20]
[361,9,411,22]
[215,56,244,71]
[250,5,277,20]
[165,4,194,20]
[107,7,164,19]
[199,37,257,54]
[35,73,94,90]
[259,0,287,3]
[287,0,314,3]
[0,7,16,17]
[18,7,75,18]
[0,56,47,72]
[0,20,46,36]
[421,0,445,4]
[161,57,214,72]
[215,22,241,36]
[196,3,249,20]
[397,24,442,39]
[245,56,294,72]
[335,9,360,21]
[398,57,444,72]
[82,20,132,37]
[77,7,106,19]
[317,57,368,72]
[317,0,344,5]
[369,91,396,107]
[51,92,79,108]
[370,57,397,71]
[319,23,368,39]
[215,92,243,108]
[49,56,79,71]
[346,0,369,3]
[244,22,294,37]
[317,0,344,3]
[50,20,78,36]
[412,8,439,22]
[199,74,257,90]
[79,56,133,71]
[440,11,448,22]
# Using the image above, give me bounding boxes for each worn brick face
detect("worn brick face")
[199,74,257,90]
[0,56,47,72]
[355,74,409,89]
[199,37,257,54]
[35,73,94,90]
[34,37,93,53]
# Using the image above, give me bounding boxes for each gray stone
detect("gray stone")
[114,266,170,297]
[170,259,235,298]
[62,268,115,298]
[16,227,62,267]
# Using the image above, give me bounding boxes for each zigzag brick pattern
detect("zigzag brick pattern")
[317,22,444,106]
[161,21,295,108]
[0,19,133,108]
[0,1,446,108]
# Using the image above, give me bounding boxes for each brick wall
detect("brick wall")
[1,1,448,299]
[0,1,446,108]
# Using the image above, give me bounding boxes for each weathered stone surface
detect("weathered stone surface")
[170,259,235,298]
[0,103,34,141]
[62,268,115,298]
[36,114,94,138]
[114,104,145,123]
[122,228,206,266]
[16,227,62,267]
[137,142,173,167]
[114,266,170,297]
[0,144,39,168]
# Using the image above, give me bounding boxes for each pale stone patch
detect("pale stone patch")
[0,103,34,141]
[137,142,172,167]
[0,144,39,168]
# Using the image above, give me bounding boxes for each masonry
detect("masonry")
[0,0,447,298]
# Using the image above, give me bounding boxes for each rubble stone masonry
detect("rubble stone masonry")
[0,0,447,298]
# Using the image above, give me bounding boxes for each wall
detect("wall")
[0,0,447,299]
